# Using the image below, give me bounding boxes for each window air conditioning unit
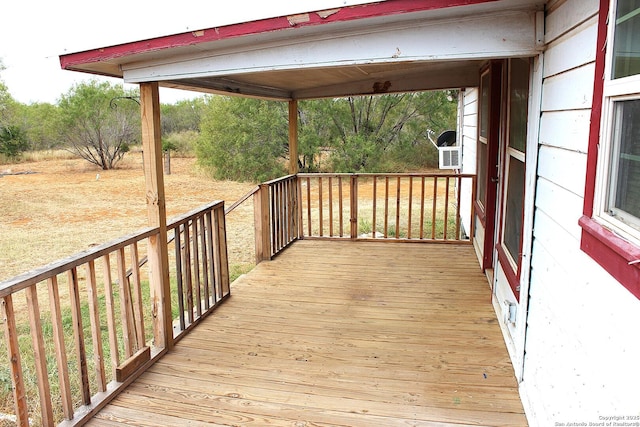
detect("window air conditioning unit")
[438,146,461,170]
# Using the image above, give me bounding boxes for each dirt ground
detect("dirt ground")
[0,153,257,282]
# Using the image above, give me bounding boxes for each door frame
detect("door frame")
[491,54,543,382]
[475,61,503,272]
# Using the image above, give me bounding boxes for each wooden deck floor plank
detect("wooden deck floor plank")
[177,330,510,360]
[108,381,496,427]
[145,356,524,410]
[154,346,517,389]
[125,372,527,426]
[88,240,527,426]
[198,309,504,336]
[94,405,227,426]
[173,335,513,372]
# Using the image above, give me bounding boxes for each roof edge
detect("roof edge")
[59,0,499,74]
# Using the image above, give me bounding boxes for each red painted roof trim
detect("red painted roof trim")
[60,0,499,71]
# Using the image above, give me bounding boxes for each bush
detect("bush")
[0,125,29,158]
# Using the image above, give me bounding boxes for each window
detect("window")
[477,70,491,211]
[593,0,640,247]
[581,0,640,299]
[497,58,530,299]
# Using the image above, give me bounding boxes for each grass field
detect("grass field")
[0,152,257,283]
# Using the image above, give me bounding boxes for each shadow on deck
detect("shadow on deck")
[88,240,527,426]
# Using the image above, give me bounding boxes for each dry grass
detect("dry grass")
[0,152,257,283]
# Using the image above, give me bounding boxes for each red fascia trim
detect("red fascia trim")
[579,216,640,299]
[60,0,499,70]
[583,0,609,217]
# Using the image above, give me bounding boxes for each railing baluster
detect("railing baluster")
[270,185,277,254]
[328,176,334,236]
[372,176,377,238]
[443,176,450,240]
[205,212,217,303]
[129,243,146,348]
[455,175,462,240]
[395,176,401,239]
[306,177,312,237]
[25,285,54,425]
[101,255,119,379]
[67,267,91,405]
[117,249,135,356]
[350,175,358,239]
[271,184,281,252]
[200,215,210,310]
[297,176,304,238]
[338,177,344,237]
[214,205,231,298]
[318,177,324,237]
[192,220,202,318]
[182,223,194,325]
[384,177,389,238]
[85,261,107,393]
[420,176,425,239]
[432,177,438,239]
[48,276,74,419]
[174,227,185,332]
[1,295,29,426]
[408,177,413,239]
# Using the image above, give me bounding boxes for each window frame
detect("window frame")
[496,58,530,300]
[580,0,640,299]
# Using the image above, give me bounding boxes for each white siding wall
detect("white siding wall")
[459,88,478,239]
[522,0,640,424]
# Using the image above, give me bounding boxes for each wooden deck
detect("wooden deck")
[88,240,527,426]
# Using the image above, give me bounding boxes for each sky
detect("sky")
[1,0,376,105]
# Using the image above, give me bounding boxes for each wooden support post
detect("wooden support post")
[140,82,173,350]
[254,184,272,263]
[289,100,299,174]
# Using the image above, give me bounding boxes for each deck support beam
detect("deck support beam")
[140,82,173,350]
[288,100,299,174]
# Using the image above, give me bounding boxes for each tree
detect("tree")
[0,59,29,159]
[58,80,139,170]
[16,102,62,150]
[321,91,457,172]
[197,96,288,182]
[161,98,204,134]
[196,90,458,182]
[0,125,28,158]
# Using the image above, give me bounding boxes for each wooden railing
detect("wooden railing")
[251,173,476,263]
[253,175,301,261]
[0,201,229,426]
[167,201,230,341]
[298,173,476,243]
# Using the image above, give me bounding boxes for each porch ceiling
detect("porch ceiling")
[60,0,545,101]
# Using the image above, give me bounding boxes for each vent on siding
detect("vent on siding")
[438,146,461,169]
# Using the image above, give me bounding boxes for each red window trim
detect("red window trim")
[496,243,521,301]
[475,200,487,226]
[580,0,640,300]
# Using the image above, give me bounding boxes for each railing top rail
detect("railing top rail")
[225,186,259,215]
[0,226,158,298]
[167,200,224,229]
[297,172,477,179]
[261,174,297,186]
